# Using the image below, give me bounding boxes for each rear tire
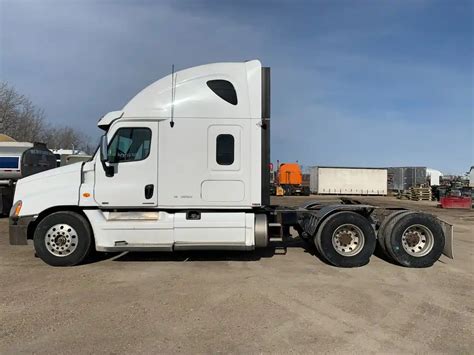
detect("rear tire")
[314,212,376,267]
[377,210,411,257]
[384,213,444,268]
[34,211,93,267]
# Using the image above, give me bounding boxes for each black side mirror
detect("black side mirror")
[100,135,108,163]
[99,135,114,177]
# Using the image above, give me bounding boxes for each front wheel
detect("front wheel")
[34,211,93,266]
[314,211,376,267]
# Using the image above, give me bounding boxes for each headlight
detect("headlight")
[10,200,22,218]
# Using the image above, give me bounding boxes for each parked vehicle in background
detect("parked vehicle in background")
[273,162,310,196]
[433,172,473,202]
[426,168,442,187]
[8,60,453,269]
[0,137,56,215]
[51,149,91,167]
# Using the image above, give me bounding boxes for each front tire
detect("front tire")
[314,212,376,267]
[34,211,93,266]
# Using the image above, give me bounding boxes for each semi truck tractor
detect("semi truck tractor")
[0,141,56,215]
[275,162,310,196]
[9,60,453,268]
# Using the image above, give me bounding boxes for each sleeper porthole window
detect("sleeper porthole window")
[207,80,238,105]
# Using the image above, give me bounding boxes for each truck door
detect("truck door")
[94,122,158,207]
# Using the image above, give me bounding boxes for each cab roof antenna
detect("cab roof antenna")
[170,64,176,128]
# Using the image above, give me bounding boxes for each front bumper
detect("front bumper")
[9,215,36,245]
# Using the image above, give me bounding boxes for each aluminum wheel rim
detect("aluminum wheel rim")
[44,224,78,257]
[401,224,434,257]
[332,224,365,256]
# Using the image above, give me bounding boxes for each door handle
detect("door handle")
[144,184,154,199]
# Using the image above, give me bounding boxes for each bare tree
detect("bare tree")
[0,82,92,152]
[44,126,88,151]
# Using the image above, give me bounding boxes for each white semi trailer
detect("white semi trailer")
[9,60,454,268]
[310,167,387,195]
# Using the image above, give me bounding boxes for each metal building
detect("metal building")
[387,167,427,191]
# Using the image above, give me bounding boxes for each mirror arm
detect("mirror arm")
[101,160,114,177]
[99,134,114,177]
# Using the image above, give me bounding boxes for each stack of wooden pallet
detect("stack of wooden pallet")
[409,186,432,201]
[396,190,411,200]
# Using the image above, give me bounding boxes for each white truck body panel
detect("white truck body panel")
[157,119,254,208]
[94,120,159,207]
[84,209,255,251]
[13,163,82,216]
[173,212,250,245]
[310,167,387,195]
[120,61,262,120]
[84,210,175,250]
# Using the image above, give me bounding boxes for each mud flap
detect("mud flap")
[438,218,454,259]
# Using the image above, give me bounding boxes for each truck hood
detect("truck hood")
[15,163,83,216]
[19,162,82,184]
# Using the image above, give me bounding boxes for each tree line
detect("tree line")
[0,82,94,153]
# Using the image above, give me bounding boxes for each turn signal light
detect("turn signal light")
[82,192,91,198]
[10,200,22,217]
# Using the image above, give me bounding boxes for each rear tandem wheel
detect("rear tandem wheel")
[314,211,376,268]
[381,212,445,268]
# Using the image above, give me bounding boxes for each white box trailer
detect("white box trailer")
[9,60,453,268]
[426,168,442,187]
[310,167,387,195]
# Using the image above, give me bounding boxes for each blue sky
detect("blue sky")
[1,0,472,174]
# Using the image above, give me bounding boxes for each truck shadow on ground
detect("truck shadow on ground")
[372,244,400,266]
[110,249,275,262]
[104,236,401,267]
[107,237,309,263]
[106,237,360,266]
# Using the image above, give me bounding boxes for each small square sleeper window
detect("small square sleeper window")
[216,134,234,165]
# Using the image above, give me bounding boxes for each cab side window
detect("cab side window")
[216,134,234,165]
[108,128,151,163]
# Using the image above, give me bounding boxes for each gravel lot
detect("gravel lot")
[1,196,472,354]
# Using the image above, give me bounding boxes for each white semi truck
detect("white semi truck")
[9,60,454,268]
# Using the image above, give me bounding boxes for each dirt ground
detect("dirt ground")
[0,196,472,354]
